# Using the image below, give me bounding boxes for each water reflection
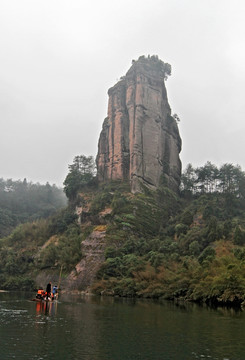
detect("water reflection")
[35,300,58,316]
[0,292,245,360]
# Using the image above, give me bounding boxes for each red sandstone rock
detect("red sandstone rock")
[96,55,182,193]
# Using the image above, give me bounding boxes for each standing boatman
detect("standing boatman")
[46,281,51,300]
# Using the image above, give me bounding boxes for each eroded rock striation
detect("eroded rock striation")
[65,229,107,291]
[96,55,182,193]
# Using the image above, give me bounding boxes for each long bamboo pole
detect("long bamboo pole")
[56,265,63,299]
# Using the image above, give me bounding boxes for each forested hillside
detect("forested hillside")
[91,162,245,305]
[1,160,245,306]
[0,178,67,237]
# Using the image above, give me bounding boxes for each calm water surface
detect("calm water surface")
[0,291,244,359]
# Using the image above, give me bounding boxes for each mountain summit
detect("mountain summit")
[96,55,182,193]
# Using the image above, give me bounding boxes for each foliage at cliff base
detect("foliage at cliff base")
[1,162,245,307]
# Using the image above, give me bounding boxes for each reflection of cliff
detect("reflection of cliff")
[97,55,182,193]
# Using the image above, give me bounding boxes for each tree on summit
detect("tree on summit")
[63,155,96,200]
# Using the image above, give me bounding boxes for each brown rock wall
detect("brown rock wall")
[96,56,182,193]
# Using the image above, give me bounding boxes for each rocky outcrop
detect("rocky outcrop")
[64,229,107,291]
[96,55,182,193]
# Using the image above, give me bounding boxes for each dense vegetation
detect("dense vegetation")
[91,162,245,306]
[0,156,94,290]
[0,206,81,290]
[0,178,67,237]
[1,158,245,307]
[181,161,245,198]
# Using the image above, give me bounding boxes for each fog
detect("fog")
[0,0,245,186]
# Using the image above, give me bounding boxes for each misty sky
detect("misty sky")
[0,0,245,186]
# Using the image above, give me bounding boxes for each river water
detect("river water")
[0,292,244,360]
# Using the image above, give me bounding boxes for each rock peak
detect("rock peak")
[96,55,182,193]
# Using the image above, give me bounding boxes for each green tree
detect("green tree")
[181,163,197,194]
[218,164,244,195]
[198,246,215,264]
[189,241,201,256]
[196,162,218,193]
[234,225,245,245]
[63,155,96,200]
[223,220,232,239]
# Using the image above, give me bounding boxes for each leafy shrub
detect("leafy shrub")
[104,246,118,259]
[198,246,215,264]
[90,192,113,214]
[189,241,201,256]
[233,225,245,245]
[175,223,189,237]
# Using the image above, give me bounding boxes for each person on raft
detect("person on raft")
[52,285,58,299]
[36,289,45,300]
[46,282,52,300]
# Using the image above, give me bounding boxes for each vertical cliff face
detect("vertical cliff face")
[96,55,182,193]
